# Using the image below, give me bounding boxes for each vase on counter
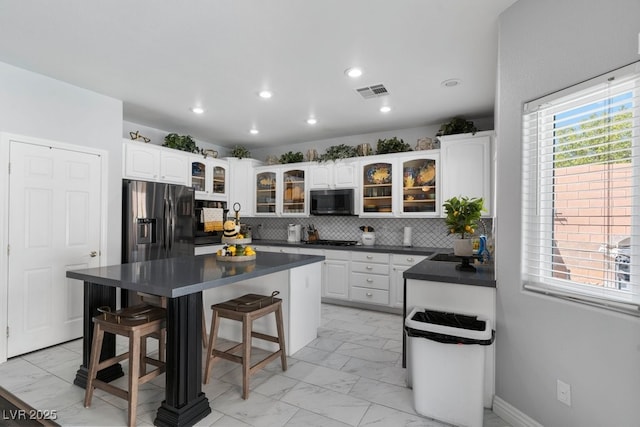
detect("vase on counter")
[453,238,473,257]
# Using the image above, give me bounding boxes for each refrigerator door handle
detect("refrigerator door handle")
[168,198,175,253]
[163,199,169,252]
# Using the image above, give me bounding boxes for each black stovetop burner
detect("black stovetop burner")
[306,239,358,246]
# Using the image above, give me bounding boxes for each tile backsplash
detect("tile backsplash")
[241,216,492,248]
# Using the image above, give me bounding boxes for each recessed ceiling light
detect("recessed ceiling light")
[380,106,391,113]
[441,78,461,87]
[258,90,273,99]
[345,67,363,78]
[306,118,317,125]
[250,129,259,135]
[191,107,204,114]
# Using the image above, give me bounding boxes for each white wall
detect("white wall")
[0,61,123,363]
[123,120,227,156]
[496,1,640,426]
[250,116,494,162]
[0,61,123,263]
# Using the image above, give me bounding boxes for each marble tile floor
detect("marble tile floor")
[0,304,510,427]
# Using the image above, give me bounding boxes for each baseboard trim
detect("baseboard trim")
[493,396,543,427]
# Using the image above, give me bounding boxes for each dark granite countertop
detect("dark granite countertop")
[403,258,496,288]
[249,239,445,257]
[194,239,496,288]
[66,252,325,298]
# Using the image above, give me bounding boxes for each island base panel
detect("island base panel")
[154,393,211,427]
[157,293,211,426]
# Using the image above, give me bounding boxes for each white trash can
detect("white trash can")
[405,307,494,427]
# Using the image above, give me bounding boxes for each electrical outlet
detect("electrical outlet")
[557,379,571,406]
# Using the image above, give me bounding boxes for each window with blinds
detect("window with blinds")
[522,62,640,316]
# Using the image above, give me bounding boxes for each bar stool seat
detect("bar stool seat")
[203,292,287,399]
[84,304,166,427]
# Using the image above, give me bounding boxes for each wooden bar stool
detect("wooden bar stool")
[203,292,287,399]
[84,304,166,427]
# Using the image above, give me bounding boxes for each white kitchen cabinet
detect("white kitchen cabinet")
[350,251,390,305]
[272,246,299,254]
[123,140,190,185]
[254,165,308,217]
[440,131,493,216]
[227,157,262,217]
[309,159,358,189]
[322,250,350,300]
[359,151,440,218]
[190,157,227,201]
[194,245,224,255]
[390,254,427,308]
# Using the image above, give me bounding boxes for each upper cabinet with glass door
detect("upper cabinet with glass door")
[254,166,308,216]
[359,152,440,217]
[190,157,227,201]
[361,161,394,215]
[255,170,277,215]
[282,168,306,215]
[400,153,439,217]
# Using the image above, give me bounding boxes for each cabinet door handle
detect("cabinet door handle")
[366,278,374,283]
[280,249,285,253]
[366,266,373,270]
[366,292,373,297]
[366,255,373,259]
[407,257,414,262]
[90,251,98,258]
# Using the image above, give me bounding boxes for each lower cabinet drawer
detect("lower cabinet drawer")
[351,287,389,305]
[351,261,389,275]
[350,272,389,290]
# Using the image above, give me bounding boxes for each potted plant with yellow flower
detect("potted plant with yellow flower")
[443,196,485,257]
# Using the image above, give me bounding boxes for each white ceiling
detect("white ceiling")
[0,0,516,149]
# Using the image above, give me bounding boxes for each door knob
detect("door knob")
[90,251,98,257]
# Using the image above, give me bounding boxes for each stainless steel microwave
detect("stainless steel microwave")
[310,189,355,215]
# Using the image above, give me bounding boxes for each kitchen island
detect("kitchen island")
[66,251,324,427]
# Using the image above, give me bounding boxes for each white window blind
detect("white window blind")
[522,62,640,316]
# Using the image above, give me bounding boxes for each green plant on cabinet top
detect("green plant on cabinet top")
[163,133,200,153]
[318,144,359,161]
[231,145,251,159]
[375,137,412,154]
[279,151,304,163]
[436,117,478,137]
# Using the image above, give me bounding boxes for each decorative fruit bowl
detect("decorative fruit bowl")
[221,236,252,245]
[216,254,256,262]
[216,244,256,262]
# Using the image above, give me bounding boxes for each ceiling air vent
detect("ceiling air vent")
[355,84,389,99]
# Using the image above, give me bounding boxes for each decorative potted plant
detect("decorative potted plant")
[375,137,412,154]
[435,117,478,137]
[443,196,484,256]
[318,144,358,161]
[279,151,304,164]
[230,145,251,159]
[163,133,200,153]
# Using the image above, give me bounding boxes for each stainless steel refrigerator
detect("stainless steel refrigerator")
[122,179,195,264]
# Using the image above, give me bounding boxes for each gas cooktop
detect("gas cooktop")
[305,239,358,246]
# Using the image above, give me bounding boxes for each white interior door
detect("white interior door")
[7,141,102,357]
